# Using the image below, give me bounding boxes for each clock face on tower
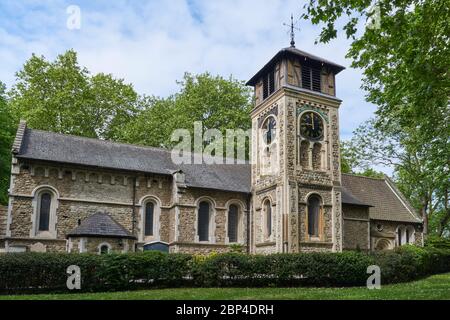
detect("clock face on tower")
[300,112,324,140]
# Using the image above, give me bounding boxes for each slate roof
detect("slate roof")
[16,126,420,224]
[247,46,346,86]
[17,128,251,194]
[341,174,422,223]
[67,213,136,239]
[341,187,372,207]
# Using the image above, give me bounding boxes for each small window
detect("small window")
[198,201,210,242]
[228,204,239,243]
[307,195,321,237]
[144,202,154,236]
[38,193,51,231]
[99,244,110,255]
[398,227,403,246]
[265,200,272,238]
[262,117,277,145]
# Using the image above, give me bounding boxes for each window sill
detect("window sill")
[255,241,276,247]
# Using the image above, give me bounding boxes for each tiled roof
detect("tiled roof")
[67,212,136,239]
[341,186,372,207]
[247,46,346,86]
[341,174,422,223]
[17,128,251,194]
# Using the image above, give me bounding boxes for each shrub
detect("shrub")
[0,247,448,293]
[425,236,450,250]
[373,245,450,284]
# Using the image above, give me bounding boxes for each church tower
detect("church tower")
[247,39,345,253]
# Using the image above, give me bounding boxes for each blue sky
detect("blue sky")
[0,0,378,149]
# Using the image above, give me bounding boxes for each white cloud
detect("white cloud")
[0,0,387,172]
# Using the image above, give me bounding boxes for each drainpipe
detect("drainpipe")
[132,176,137,251]
[246,193,251,254]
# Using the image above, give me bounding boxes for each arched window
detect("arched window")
[312,143,322,170]
[32,187,58,238]
[262,117,277,145]
[99,243,111,255]
[307,195,321,237]
[144,202,154,236]
[397,225,415,246]
[228,204,239,243]
[198,201,210,242]
[405,227,410,244]
[265,200,272,238]
[38,192,52,231]
[407,226,415,244]
[300,140,309,168]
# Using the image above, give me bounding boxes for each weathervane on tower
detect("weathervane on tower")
[283,14,300,48]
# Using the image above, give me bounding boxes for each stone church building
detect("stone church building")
[0,45,423,254]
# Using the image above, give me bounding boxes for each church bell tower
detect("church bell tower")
[247,35,345,253]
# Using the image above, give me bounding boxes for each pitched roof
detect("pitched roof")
[17,128,251,194]
[341,174,422,223]
[67,212,136,239]
[247,46,346,86]
[341,186,372,207]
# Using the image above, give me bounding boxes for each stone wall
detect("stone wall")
[176,188,248,247]
[370,219,423,250]
[69,236,135,254]
[0,206,7,237]
[342,205,370,250]
[6,159,250,254]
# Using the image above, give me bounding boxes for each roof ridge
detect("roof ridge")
[27,128,250,165]
[28,128,171,153]
[342,173,386,181]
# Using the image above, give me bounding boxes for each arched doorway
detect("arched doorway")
[375,238,391,251]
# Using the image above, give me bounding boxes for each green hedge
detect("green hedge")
[0,246,449,293]
[425,236,450,250]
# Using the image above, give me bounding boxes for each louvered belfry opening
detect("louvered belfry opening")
[301,64,321,92]
[301,65,311,90]
[263,69,276,100]
[311,67,321,92]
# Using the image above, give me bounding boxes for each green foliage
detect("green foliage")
[0,82,15,205]
[425,236,450,250]
[340,140,385,178]
[228,243,245,253]
[118,72,253,157]
[8,50,139,140]
[374,245,450,283]
[1,248,449,293]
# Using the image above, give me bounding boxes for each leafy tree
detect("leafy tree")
[340,140,384,178]
[119,72,253,157]
[0,82,15,205]
[302,0,450,236]
[9,50,139,140]
[347,119,449,236]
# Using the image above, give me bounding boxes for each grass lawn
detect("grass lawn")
[1,273,449,300]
